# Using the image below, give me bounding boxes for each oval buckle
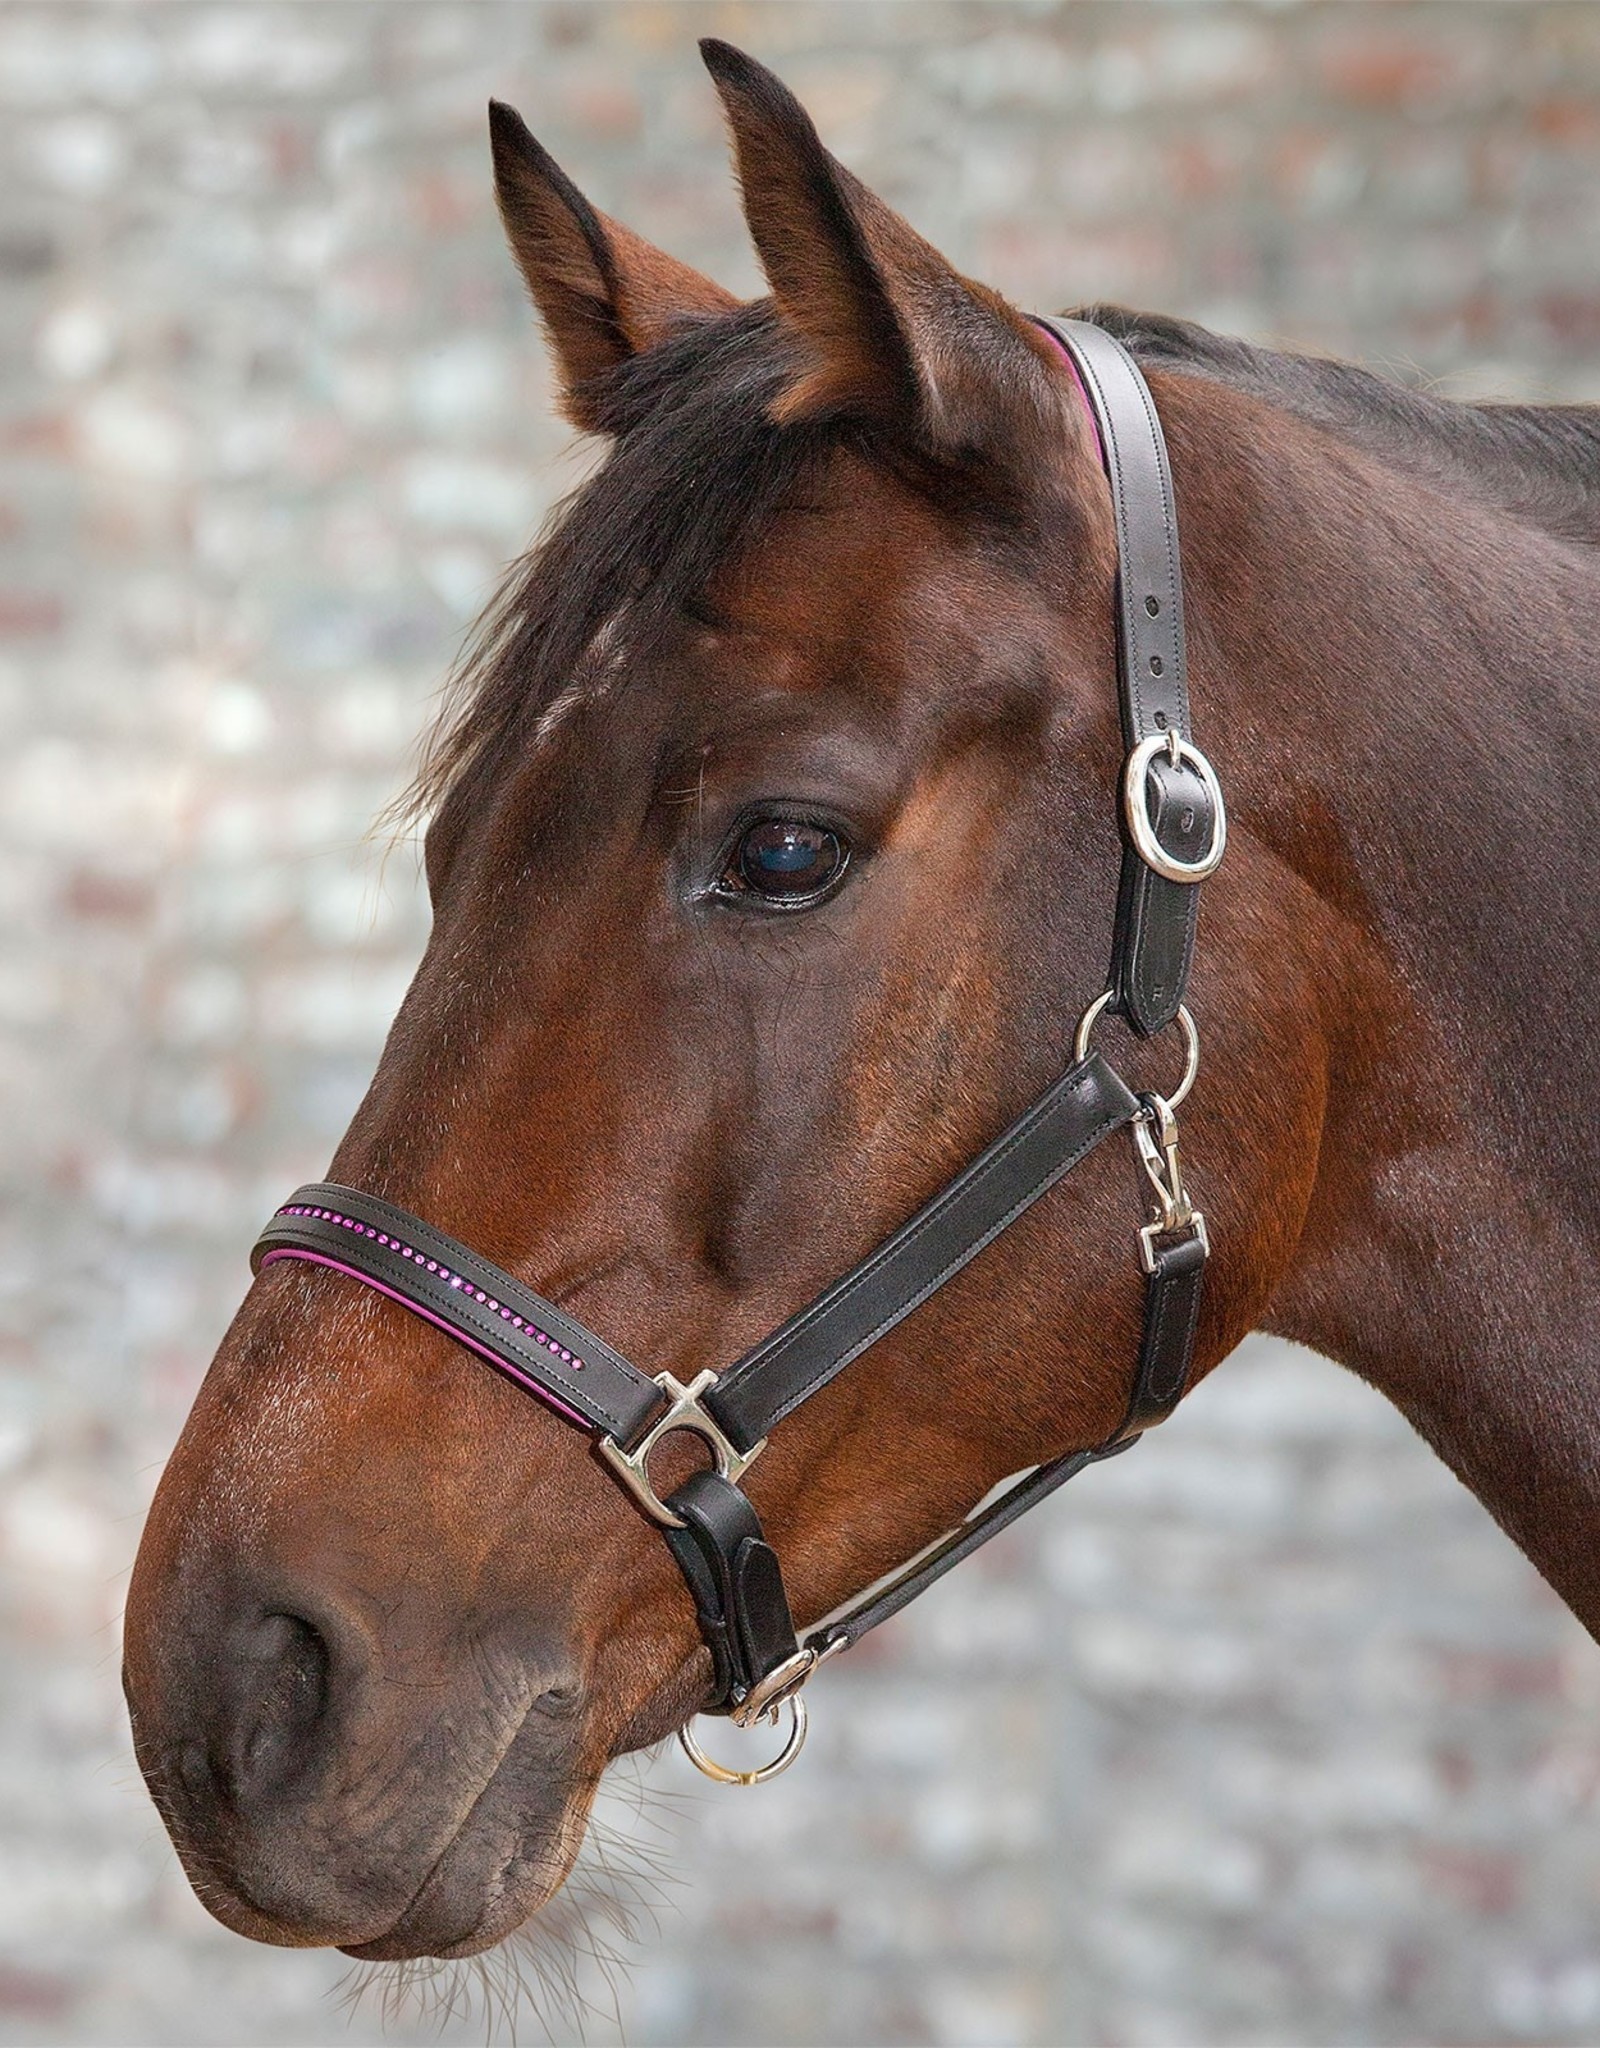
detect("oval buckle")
[679,1695,808,1786]
[1122,731,1226,883]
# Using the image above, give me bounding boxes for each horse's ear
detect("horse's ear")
[700,42,1069,465]
[489,100,738,431]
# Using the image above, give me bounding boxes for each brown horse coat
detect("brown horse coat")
[125,43,1600,1963]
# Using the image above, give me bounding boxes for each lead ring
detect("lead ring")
[1122,732,1226,882]
[1073,991,1199,1112]
[678,1697,808,1786]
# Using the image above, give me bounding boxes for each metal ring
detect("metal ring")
[1073,991,1200,1113]
[1122,732,1227,883]
[678,1697,808,1786]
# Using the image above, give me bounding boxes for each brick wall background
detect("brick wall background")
[3,4,1599,2043]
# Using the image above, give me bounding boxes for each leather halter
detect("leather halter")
[251,320,1226,1783]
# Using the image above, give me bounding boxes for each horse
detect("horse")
[124,39,1600,1968]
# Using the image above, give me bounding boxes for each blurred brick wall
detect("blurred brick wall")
[3,4,1599,2043]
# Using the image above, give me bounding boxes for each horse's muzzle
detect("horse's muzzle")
[124,1535,590,1956]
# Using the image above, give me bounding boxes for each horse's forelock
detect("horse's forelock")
[399,305,825,828]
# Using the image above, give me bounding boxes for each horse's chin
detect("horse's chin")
[337,1896,540,1963]
[342,1917,514,1962]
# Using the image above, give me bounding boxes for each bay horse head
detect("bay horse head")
[127,40,1594,1969]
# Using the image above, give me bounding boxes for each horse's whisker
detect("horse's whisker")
[334,1753,682,2044]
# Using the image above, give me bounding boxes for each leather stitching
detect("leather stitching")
[333,1196,636,1377]
[261,1189,656,1436]
[1170,1264,1198,1393]
[729,1062,1117,1371]
[1146,1253,1180,1403]
[1068,343,1147,734]
[718,1061,1136,1439]
[1047,321,1200,1039]
[1141,1245,1202,1410]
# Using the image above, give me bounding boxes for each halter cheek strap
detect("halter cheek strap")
[249,318,1225,1781]
[1040,318,1224,1035]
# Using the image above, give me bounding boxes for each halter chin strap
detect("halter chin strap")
[250,318,1225,1782]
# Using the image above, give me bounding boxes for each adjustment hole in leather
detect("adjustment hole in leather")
[1144,594,1161,616]
[1149,654,1164,676]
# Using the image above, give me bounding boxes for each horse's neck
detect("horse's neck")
[1268,1089,1600,1630]
[1168,375,1600,1631]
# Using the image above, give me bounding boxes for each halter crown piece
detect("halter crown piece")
[252,321,1226,1785]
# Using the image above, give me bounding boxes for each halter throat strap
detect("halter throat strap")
[249,318,1223,1768]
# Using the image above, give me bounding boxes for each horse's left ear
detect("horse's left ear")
[700,41,1071,469]
[490,99,738,431]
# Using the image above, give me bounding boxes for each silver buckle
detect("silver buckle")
[1138,1208,1211,1275]
[595,1369,765,1529]
[730,1646,821,1728]
[1132,1092,1209,1273]
[1122,730,1226,883]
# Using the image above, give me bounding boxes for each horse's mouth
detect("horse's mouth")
[340,1901,507,1963]
[335,1812,590,1962]
[340,1901,513,1962]
[168,1786,592,1962]
[135,1672,602,1961]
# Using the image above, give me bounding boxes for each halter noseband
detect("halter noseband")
[251,320,1226,1784]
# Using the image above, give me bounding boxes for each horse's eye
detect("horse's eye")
[722,818,850,906]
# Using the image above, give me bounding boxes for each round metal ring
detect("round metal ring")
[1073,991,1200,1113]
[678,1697,808,1786]
[1122,733,1227,883]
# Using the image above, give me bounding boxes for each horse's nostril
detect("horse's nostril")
[532,1680,583,1720]
[230,1611,332,1797]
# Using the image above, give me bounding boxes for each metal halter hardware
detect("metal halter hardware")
[1123,730,1228,883]
[248,318,1224,1788]
[1132,1092,1209,1274]
[679,1694,809,1785]
[673,1639,839,1782]
[1073,989,1200,1113]
[595,1369,766,1528]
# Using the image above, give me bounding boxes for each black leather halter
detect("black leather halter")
[251,320,1226,1784]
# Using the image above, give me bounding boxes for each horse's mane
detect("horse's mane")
[1090,303,1600,549]
[407,299,1600,824]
